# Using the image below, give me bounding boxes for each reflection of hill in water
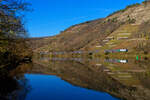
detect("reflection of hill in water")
[2,58,150,100]
[24,58,150,100]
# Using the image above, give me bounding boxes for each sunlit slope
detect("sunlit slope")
[95,24,139,51]
[29,1,150,53]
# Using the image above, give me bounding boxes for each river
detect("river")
[0,57,150,100]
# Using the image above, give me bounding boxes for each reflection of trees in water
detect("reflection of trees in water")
[10,76,31,100]
[132,59,150,89]
[31,60,135,100]
[134,72,150,89]
[32,58,150,100]
[0,63,32,100]
[1,58,150,100]
[0,76,18,100]
[134,59,150,69]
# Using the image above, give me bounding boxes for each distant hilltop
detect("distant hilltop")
[28,1,150,55]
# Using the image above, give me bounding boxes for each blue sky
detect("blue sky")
[25,0,144,37]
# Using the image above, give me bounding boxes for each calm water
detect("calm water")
[24,74,118,100]
[1,57,150,100]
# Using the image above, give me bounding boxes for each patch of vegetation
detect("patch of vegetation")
[108,3,140,17]
[0,0,32,67]
[142,0,150,4]
[127,15,136,24]
[107,17,118,23]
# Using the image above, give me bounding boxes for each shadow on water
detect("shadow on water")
[0,63,32,100]
[1,56,150,100]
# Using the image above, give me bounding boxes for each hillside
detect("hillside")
[28,1,150,54]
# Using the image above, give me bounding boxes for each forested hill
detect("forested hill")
[28,1,150,54]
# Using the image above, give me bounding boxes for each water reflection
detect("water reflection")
[0,57,150,100]
[0,63,31,100]
[24,74,118,100]
[104,58,128,63]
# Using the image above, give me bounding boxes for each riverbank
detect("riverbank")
[0,53,32,71]
[34,51,150,60]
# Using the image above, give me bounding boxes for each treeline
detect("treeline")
[0,0,32,67]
